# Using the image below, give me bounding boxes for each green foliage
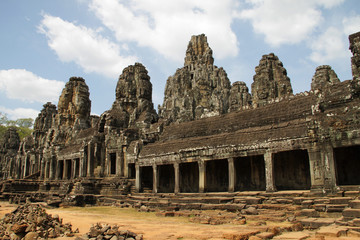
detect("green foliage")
[0,112,34,141]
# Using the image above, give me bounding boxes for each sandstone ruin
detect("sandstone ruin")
[0,31,360,208]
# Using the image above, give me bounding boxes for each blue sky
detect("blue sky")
[0,0,359,120]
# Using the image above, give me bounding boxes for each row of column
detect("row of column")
[135,147,338,193]
[40,142,104,180]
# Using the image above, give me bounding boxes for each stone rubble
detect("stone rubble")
[0,203,75,239]
[75,223,143,240]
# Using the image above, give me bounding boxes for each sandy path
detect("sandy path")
[0,201,266,240]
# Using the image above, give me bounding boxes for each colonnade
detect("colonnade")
[135,145,345,193]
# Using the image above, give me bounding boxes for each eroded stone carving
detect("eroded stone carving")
[349,31,360,80]
[159,34,231,123]
[311,65,340,92]
[251,53,293,107]
[101,63,158,131]
[55,77,91,131]
[229,81,252,112]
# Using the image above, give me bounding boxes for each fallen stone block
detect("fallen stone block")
[273,231,310,239]
[300,209,319,217]
[315,225,347,237]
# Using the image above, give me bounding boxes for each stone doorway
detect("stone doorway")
[235,155,266,191]
[158,164,175,193]
[58,160,64,180]
[128,163,135,179]
[334,145,360,185]
[206,159,228,192]
[179,162,199,192]
[65,159,72,180]
[110,153,116,175]
[140,166,153,192]
[274,150,311,190]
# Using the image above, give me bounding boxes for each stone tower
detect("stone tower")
[159,34,231,123]
[229,81,252,112]
[56,77,91,130]
[251,53,293,107]
[102,63,158,130]
[311,65,340,92]
[349,31,360,80]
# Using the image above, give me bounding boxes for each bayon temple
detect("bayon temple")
[0,31,360,202]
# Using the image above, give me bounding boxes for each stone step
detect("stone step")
[329,197,353,205]
[300,218,336,229]
[234,196,263,204]
[349,200,360,209]
[326,204,348,212]
[343,208,360,220]
[300,209,320,217]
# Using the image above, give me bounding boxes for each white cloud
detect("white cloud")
[309,27,348,64]
[0,69,64,103]
[309,15,359,64]
[89,0,239,62]
[38,14,137,79]
[239,0,345,46]
[343,15,360,36]
[0,106,40,120]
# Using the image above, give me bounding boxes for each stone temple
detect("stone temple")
[1,31,360,205]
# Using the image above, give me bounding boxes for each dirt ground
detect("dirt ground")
[0,201,292,240]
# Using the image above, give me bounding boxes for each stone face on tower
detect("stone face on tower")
[311,65,340,92]
[102,63,158,130]
[349,31,360,80]
[229,81,252,112]
[56,77,91,130]
[159,34,231,123]
[251,53,293,107]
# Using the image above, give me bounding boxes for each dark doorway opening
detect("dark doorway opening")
[235,155,266,191]
[140,166,153,192]
[59,160,64,179]
[274,150,311,190]
[110,153,116,175]
[179,162,199,192]
[206,159,228,192]
[128,163,136,179]
[158,164,175,193]
[66,159,72,180]
[334,145,360,185]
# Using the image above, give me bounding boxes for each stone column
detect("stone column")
[323,144,337,192]
[55,160,61,180]
[49,156,56,180]
[63,160,68,180]
[80,155,86,177]
[40,158,45,180]
[72,159,77,179]
[228,157,235,192]
[199,160,206,193]
[87,142,94,177]
[123,146,128,178]
[116,150,121,176]
[307,147,324,191]
[264,151,276,192]
[105,151,110,176]
[44,159,49,180]
[135,164,141,192]
[174,163,180,194]
[153,164,158,194]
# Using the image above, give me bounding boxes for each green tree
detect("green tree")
[0,112,34,141]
